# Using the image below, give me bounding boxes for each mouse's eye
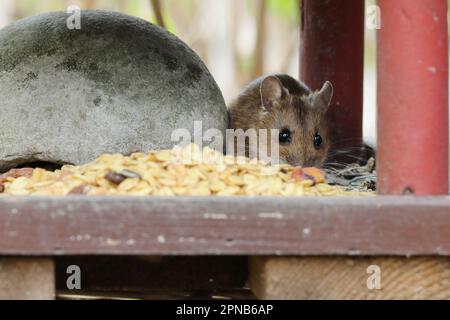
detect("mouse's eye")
[279,128,292,144]
[313,132,322,149]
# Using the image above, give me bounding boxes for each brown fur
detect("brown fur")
[228,74,332,167]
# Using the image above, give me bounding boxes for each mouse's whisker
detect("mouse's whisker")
[330,150,366,158]
[331,137,367,144]
[322,165,342,171]
[323,162,348,167]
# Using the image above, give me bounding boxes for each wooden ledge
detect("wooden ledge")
[0,195,449,255]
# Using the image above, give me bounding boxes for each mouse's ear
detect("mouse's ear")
[260,76,285,111]
[314,81,333,112]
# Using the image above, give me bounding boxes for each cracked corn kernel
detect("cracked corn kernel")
[0,144,373,197]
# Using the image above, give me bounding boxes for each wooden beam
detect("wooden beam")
[377,0,449,195]
[300,0,364,163]
[1,196,450,255]
[249,256,450,299]
[0,258,55,299]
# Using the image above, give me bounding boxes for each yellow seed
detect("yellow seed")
[6,177,29,195]
[0,143,373,197]
[155,150,172,162]
[189,186,211,196]
[209,180,227,192]
[217,186,241,196]
[301,180,314,187]
[227,175,245,186]
[118,178,140,192]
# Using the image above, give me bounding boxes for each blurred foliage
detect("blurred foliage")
[267,0,299,23]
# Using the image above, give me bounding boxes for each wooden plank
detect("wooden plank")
[54,256,247,293]
[249,256,450,299]
[0,258,55,299]
[0,196,450,255]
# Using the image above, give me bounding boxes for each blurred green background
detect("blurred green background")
[0,0,311,99]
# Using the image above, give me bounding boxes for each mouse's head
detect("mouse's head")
[257,75,333,167]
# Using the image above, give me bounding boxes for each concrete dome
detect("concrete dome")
[0,10,228,170]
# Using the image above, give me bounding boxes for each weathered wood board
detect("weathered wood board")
[1,196,450,255]
[0,258,55,299]
[249,256,450,299]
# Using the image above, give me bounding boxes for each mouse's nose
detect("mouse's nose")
[300,157,320,168]
[286,155,301,167]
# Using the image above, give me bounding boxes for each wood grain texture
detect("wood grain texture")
[0,258,55,300]
[0,196,450,255]
[249,256,450,299]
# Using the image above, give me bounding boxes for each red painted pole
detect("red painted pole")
[300,0,364,163]
[377,0,449,195]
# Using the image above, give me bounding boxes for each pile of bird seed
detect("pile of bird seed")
[0,144,374,196]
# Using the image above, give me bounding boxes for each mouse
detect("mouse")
[227,74,333,167]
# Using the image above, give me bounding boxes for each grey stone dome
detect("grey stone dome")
[0,10,228,170]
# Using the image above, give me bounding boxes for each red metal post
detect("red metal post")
[300,0,365,162]
[377,0,449,195]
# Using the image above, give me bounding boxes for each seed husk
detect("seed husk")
[105,171,127,185]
